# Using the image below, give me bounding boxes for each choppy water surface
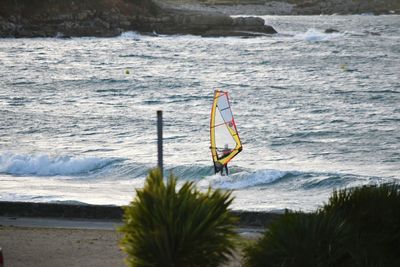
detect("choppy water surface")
[0,15,399,211]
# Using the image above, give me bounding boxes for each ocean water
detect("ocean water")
[0,15,399,211]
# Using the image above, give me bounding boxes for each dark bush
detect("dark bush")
[245,184,400,267]
[119,168,238,267]
[322,183,400,266]
[244,211,351,267]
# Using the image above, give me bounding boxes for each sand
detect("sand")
[0,226,126,267]
[0,202,269,267]
[0,225,257,267]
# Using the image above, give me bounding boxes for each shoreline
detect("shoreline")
[0,0,278,38]
[0,201,283,228]
[1,0,398,38]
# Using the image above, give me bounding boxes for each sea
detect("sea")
[0,15,399,212]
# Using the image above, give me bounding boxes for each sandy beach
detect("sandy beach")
[0,216,259,267]
[0,202,273,266]
[0,226,126,267]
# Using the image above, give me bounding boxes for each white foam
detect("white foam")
[119,31,142,40]
[202,169,288,189]
[294,28,342,42]
[0,152,114,176]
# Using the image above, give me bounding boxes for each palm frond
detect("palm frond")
[119,168,238,267]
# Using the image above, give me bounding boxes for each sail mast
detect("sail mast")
[210,90,242,173]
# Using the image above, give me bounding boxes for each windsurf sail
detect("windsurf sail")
[210,90,242,174]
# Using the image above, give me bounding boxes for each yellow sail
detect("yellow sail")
[210,90,242,173]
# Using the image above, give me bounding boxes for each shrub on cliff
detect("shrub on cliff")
[322,183,400,266]
[244,211,351,267]
[119,168,238,267]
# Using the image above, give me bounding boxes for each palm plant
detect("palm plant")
[244,211,351,267]
[119,168,238,267]
[321,183,400,266]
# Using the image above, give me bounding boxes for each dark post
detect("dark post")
[157,110,163,177]
[0,247,3,267]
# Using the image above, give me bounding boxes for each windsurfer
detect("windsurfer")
[210,90,242,176]
[220,144,231,175]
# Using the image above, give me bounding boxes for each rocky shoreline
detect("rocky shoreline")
[1,0,398,38]
[0,0,276,38]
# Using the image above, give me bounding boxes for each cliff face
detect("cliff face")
[0,0,277,37]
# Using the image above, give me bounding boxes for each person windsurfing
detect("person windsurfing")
[219,144,231,175]
[210,90,242,176]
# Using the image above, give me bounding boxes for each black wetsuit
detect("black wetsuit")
[214,163,228,175]
[222,164,228,175]
[215,149,231,175]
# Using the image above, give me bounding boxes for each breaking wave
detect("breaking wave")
[198,169,292,189]
[0,152,119,176]
[119,31,142,39]
[294,28,343,42]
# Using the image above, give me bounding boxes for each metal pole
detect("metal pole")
[157,110,163,177]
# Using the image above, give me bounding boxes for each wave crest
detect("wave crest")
[119,31,142,40]
[201,169,290,189]
[0,153,117,176]
[294,28,343,42]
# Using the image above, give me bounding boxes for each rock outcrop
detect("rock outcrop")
[0,0,277,38]
[152,12,276,36]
